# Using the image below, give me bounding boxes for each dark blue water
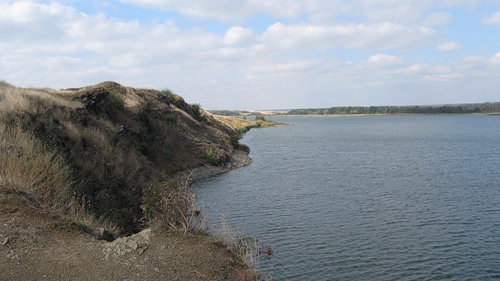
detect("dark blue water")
[193,115,500,280]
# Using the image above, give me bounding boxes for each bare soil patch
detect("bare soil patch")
[0,192,254,281]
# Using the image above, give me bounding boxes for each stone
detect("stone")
[102,228,152,260]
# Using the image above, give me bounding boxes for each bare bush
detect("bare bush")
[215,215,273,276]
[141,181,205,235]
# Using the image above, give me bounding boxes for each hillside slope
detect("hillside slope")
[0,81,245,232]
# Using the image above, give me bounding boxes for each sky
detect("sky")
[1,1,500,109]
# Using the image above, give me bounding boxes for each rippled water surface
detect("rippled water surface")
[193,115,500,280]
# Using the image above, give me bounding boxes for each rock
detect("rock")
[1,237,8,245]
[93,228,114,242]
[102,228,152,260]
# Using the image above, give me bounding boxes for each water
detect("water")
[193,115,500,280]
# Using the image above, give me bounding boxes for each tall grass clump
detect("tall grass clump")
[0,124,72,210]
[204,146,221,165]
[215,216,273,275]
[141,181,205,235]
[0,124,120,235]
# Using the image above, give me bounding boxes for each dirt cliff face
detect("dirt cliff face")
[1,81,240,233]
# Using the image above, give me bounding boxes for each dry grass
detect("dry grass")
[66,123,113,152]
[216,216,260,270]
[0,124,72,209]
[0,123,121,236]
[0,82,82,117]
[0,82,121,236]
[214,216,273,281]
[141,181,205,235]
[207,112,255,132]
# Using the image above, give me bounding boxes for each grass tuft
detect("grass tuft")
[204,146,221,165]
[141,181,205,235]
[214,216,273,278]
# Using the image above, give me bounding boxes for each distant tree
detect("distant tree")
[255,115,267,121]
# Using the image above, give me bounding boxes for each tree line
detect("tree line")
[287,102,500,115]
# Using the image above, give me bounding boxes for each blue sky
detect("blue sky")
[1,1,500,109]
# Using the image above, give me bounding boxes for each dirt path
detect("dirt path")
[0,192,254,281]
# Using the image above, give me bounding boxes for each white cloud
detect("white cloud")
[223,26,254,45]
[0,1,69,24]
[119,0,304,22]
[483,11,500,25]
[118,0,490,25]
[424,73,462,82]
[0,1,223,86]
[437,41,462,52]
[424,12,453,25]
[492,52,500,64]
[261,22,435,50]
[1,1,500,108]
[368,54,402,64]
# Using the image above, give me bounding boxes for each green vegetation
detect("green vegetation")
[230,135,250,153]
[204,146,221,165]
[189,103,205,121]
[109,90,125,109]
[255,115,267,121]
[208,110,251,116]
[288,102,500,115]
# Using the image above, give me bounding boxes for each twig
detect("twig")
[184,170,195,187]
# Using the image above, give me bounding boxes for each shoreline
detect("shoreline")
[170,149,252,188]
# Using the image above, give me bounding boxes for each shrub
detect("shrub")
[189,103,206,121]
[237,143,250,153]
[141,181,203,234]
[255,115,266,121]
[166,112,177,123]
[230,136,250,153]
[159,89,186,107]
[204,146,221,165]
[109,91,125,109]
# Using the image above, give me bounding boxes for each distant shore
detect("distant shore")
[265,112,500,118]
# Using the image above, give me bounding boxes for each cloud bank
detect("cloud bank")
[1,1,500,109]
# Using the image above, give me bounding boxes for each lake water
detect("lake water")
[193,115,500,281]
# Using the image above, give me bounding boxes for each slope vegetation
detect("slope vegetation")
[0,81,243,233]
